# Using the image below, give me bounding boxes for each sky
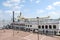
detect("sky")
[0,0,60,20]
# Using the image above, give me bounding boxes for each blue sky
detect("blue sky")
[0,0,60,20]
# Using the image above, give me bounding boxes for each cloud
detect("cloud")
[5,10,20,17]
[0,10,3,13]
[0,10,5,20]
[30,0,40,4]
[0,9,21,20]
[48,11,60,19]
[46,1,60,18]
[4,10,12,16]
[46,5,54,10]
[10,0,21,3]
[46,1,60,10]
[35,0,40,4]
[30,0,33,2]
[3,0,24,10]
[36,9,44,14]
[3,1,12,7]
[0,10,3,18]
[53,2,60,6]
[22,0,26,3]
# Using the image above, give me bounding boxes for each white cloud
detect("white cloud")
[22,0,26,3]
[15,11,20,13]
[0,10,3,13]
[46,1,60,10]
[3,1,12,7]
[35,0,40,4]
[3,10,21,19]
[0,10,20,19]
[0,10,3,18]
[36,9,44,14]
[13,6,21,10]
[46,5,54,10]
[48,11,60,19]
[5,10,20,15]
[12,5,24,11]
[10,0,20,3]
[5,10,12,14]
[0,10,5,20]
[30,0,33,2]
[20,5,24,7]
[4,10,12,17]
[53,2,60,6]
[3,0,24,10]
[0,10,22,20]
[0,0,25,20]
[30,0,40,4]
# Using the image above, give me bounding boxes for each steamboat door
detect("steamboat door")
[38,25,41,29]
[54,31,56,35]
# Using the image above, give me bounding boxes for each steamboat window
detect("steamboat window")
[30,25,32,27]
[49,25,52,29]
[38,25,41,29]
[59,32,60,33]
[42,25,44,29]
[53,25,56,29]
[45,25,48,29]
[28,25,29,27]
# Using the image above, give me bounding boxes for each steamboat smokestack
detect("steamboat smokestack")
[13,11,14,22]
[20,12,22,18]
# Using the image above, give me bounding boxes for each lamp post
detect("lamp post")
[37,17,39,40]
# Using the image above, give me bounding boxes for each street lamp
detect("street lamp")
[37,17,39,40]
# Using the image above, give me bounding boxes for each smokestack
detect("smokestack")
[13,11,14,22]
[20,12,22,18]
